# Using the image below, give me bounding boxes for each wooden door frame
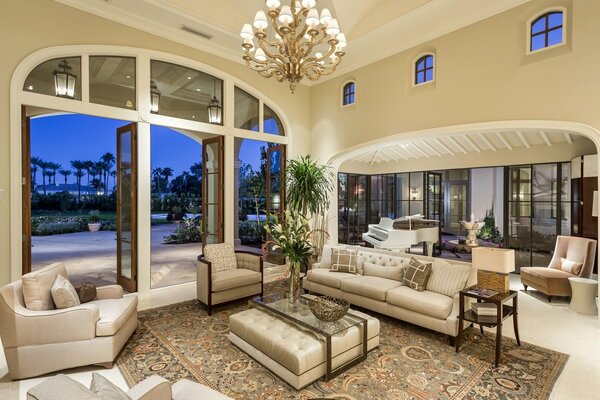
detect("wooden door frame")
[201,136,224,250]
[116,123,138,292]
[21,106,32,274]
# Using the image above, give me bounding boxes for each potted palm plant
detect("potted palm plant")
[88,210,101,232]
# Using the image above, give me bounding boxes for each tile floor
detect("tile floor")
[0,275,598,399]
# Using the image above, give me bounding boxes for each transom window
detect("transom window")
[530,11,564,52]
[342,82,355,106]
[415,55,434,85]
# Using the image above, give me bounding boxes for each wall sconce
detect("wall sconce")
[150,81,161,113]
[53,59,77,99]
[411,187,418,200]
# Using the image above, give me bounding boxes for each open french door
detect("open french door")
[22,106,32,274]
[266,144,286,218]
[116,123,138,292]
[202,136,224,251]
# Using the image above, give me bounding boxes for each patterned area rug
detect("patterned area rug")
[117,281,567,400]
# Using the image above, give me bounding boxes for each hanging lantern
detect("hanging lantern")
[207,79,222,124]
[53,59,77,99]
[150,81,161,113]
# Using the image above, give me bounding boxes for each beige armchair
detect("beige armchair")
[521,235,597,302]
[0,264,138,380]
[27,374,234,400]
[197,248,263,315]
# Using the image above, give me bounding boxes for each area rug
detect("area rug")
[117,281,567,400]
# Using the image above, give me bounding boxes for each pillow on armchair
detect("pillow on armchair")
[21,263,69,311]
[204,243,237,273]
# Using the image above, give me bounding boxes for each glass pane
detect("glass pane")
[531,34,546,51]
[561,203,571,236]
[532,202,556,266]
[264,105,284,135]
[206,204,218,235]
[548,28,563,46]
[24,57,82,100]
[150,60,223,123]
[90,56,136,109]
[531,17,547,34]
[425,69,433,82]
[425,56,433,68]
[532,164,557,202]
[561,163,571,201]
[235,87,259,130]
[548,12,563,29]
[396,173,409,201]
[119,131,132,279]
[410,201,424,216]
[416,71,425,84]
[410,172,424,201]
[397,201,410,217]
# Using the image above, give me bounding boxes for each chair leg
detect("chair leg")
[207,304,213,316]
[548,295,552,303]
[448,336,456,347]
[523,285,528,291]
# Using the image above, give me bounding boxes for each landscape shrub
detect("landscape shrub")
[239,220,266,245]
[163,217,202,244]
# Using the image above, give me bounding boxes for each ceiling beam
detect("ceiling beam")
[408,142,430,158]
[478,133,496,151]
[398,145,419,159]
[387,146,409,160]
[420,140,442,157]
[353,152,373,162]
[515,131,530,148]
[495,132,513,150]
[370,150,380,166]
[433,138,455,156]
[539,131,552,147]
[461,134,481,153]
[564,132,573,144]
[380,147,400,161]
[447,136,468,154]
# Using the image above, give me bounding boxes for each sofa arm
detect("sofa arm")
[4,303,100,347]
[127,375,172,400]
[235,251,263,274]
[95,284,124,300]
[196,257,211,303]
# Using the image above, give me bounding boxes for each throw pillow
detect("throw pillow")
[426,259,470,297]
[403,257,432,292]
[22,263,68,311]
[363,262,404,281]
[204,243,237,273]
[74,282,97,303]
[330,249,357,274]
[560,258,583,275]
[90,372,132,400]
[27,374,98,400]
[51,274,81,309]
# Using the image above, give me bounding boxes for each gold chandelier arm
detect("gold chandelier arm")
[256,38,287,65]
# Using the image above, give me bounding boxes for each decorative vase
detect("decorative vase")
[288,261,302,306]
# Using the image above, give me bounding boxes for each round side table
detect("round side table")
[568,277,598,315]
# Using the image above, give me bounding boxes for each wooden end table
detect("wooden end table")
[455,285,520,367]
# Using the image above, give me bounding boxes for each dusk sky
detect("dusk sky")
[30,114,265,186]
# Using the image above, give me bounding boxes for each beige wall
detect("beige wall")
[309,0,600,164]
[0,0,310,285]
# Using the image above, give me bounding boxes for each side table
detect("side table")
[455,286,520,367]
[568,277,598,315]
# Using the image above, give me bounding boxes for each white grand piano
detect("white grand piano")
[362,215,440,256]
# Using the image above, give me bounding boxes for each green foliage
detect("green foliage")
[285,155,334,216]
[265,210,314,270]
[239,220,266,245]
[32,216,87,236]
[477,209,503,244]
[88,210,101,223]
[163,217,202,244]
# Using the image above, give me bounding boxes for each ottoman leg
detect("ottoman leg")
[547,295,552,303]
[523,285,527,291]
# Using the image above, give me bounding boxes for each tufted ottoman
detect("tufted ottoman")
[229,302,379,390]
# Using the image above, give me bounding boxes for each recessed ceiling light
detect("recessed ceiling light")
[196,88,201,92]
[26,85,33,90]
[126,75,131,79]
[187,76,192,80]
[192,115,195,119]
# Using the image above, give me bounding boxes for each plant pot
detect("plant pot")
[88,223,101,232]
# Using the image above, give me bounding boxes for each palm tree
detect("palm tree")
[110,170,117,192]
[100,152,115,196]
[38,160,50,195]
[83,161,93,193]
[30,156,42,189]
[152,167,163,193]
[43,170,53,194]
[92,162,105,195]
[47,162,61,185]
[161,167,174,193]
[190,162,202,178]
[58,169,72,185]
[70,160,86,201]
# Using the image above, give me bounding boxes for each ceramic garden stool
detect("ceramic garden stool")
[568,277,598,315]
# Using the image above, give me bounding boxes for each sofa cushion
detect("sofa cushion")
[51,274,81,309]
[387,286,454,319]
[403,258,432,292]
[21,263,69,311]
[172,379,233,400]
[340,276,402,301]
[426,260,470,297]
[363,262,404,282]
[27,374,99,400]
[212,269,262,292]
[306,269,356,289]
[89,295,137,337]
[560,258,583,275]
[204,243,237,273]
[90,372,131,400]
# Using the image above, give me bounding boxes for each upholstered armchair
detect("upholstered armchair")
[520,235,597,301]
[0,263,138,380]
[196,243,263,315]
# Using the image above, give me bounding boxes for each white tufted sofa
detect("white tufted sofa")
[303,245,475,342]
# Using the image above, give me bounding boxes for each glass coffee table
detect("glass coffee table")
[250,292,369,381]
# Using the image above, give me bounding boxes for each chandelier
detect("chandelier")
[240,0,347,93]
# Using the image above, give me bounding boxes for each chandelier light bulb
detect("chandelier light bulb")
[325,18,340,36]
[301,0,316,8]
[336,32,347,48]
[320,8,332,25]
[253,10,268,29]
[240,24,254,40]
[255,48,267,62]
[265,0,280,9]
[306,8,320,27]
[278,5,293,24]
[315,52,324,65]
[275,33,282,40]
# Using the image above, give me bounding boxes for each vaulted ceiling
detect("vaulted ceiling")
[55,0,531,84]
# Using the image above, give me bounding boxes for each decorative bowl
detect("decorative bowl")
[309,296,350,322]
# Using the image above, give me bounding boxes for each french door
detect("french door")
[21,106,32,274]
[116,123,138,292]
[426,172,443,256]
[266,144,286,218]
[202,136,224,251]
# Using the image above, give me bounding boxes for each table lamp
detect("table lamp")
[472,247,515,293]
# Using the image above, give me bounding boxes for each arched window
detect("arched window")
[415,55,434,85]
[530,11,564,52]
[342,82,355,106]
